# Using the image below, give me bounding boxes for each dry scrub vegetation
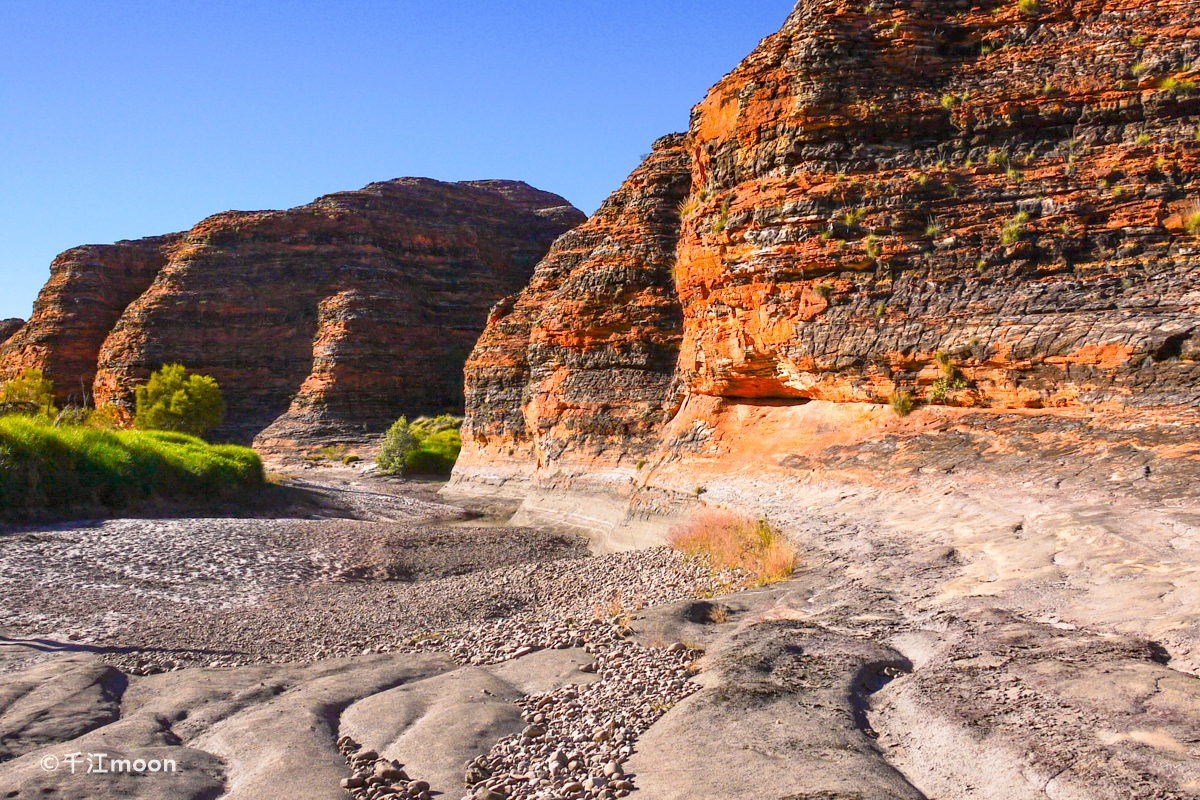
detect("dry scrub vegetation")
[668,509,798,586]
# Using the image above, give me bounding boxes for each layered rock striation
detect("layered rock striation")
[463,135,692,483]
[449,13,1200,795]
[0,237,180,406]
[676,0,1200,409]
[2,179,583,446]
[452,0,1200,510]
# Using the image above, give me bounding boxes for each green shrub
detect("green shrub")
[930,377,968,403]
[0,415,262,515]
[377,415,463,476]
[377,417,418,475]
[0,369,57,418]
[135,364,225,438]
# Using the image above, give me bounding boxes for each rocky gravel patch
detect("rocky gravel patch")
[0,518,318,636]
[93,545,727,675]
[0,475,743,799]
[336,613,705,800]
[318,548,733,800]
[461,637,700,800]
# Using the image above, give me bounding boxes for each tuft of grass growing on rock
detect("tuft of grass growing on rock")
[0,414,263,515]
[668,509,797,587]
[1184,207,1200,236]
[890,390,915,417]
[1001,211,1032,245]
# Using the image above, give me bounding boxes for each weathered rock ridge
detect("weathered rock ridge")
[1,179,583,445]
[453,0,1200,499]
[464,134,692,472]
[676,0,1200,410]
[0,237,181,407]
[448,6,1200,795]
[0,320,24,347]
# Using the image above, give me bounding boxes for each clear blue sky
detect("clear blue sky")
[0,1,794,321]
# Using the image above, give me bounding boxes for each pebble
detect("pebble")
[338,609,707,800]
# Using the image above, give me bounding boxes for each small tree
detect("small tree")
[0,369,56,417]
[135,364,225,437]
[377,417,418,475]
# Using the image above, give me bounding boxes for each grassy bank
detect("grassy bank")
[0,415,263,516]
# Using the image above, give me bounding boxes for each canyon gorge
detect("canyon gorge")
[2,0,1200,798]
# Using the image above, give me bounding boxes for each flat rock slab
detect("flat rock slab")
[188,653,453,800]
[0,651,454,800]
[873,610,1200,799]
[628,620,924,800]
[341,647,598,795]
[0,654,125,760]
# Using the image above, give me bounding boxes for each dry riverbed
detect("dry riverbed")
[0,470,738,800]
[5,466,1200,800]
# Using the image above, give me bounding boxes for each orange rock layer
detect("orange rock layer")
[455,0,1200,490]
[677,0,1200,409]
[0,237,180,407]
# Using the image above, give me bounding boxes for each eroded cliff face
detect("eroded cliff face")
[452,0,1200,515]
[0,237,181,406]
[449,19,1200,790]
[3,179,583,446]
[0,320,24,347]
[461,135,692,486]
[677,0,1200,409]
